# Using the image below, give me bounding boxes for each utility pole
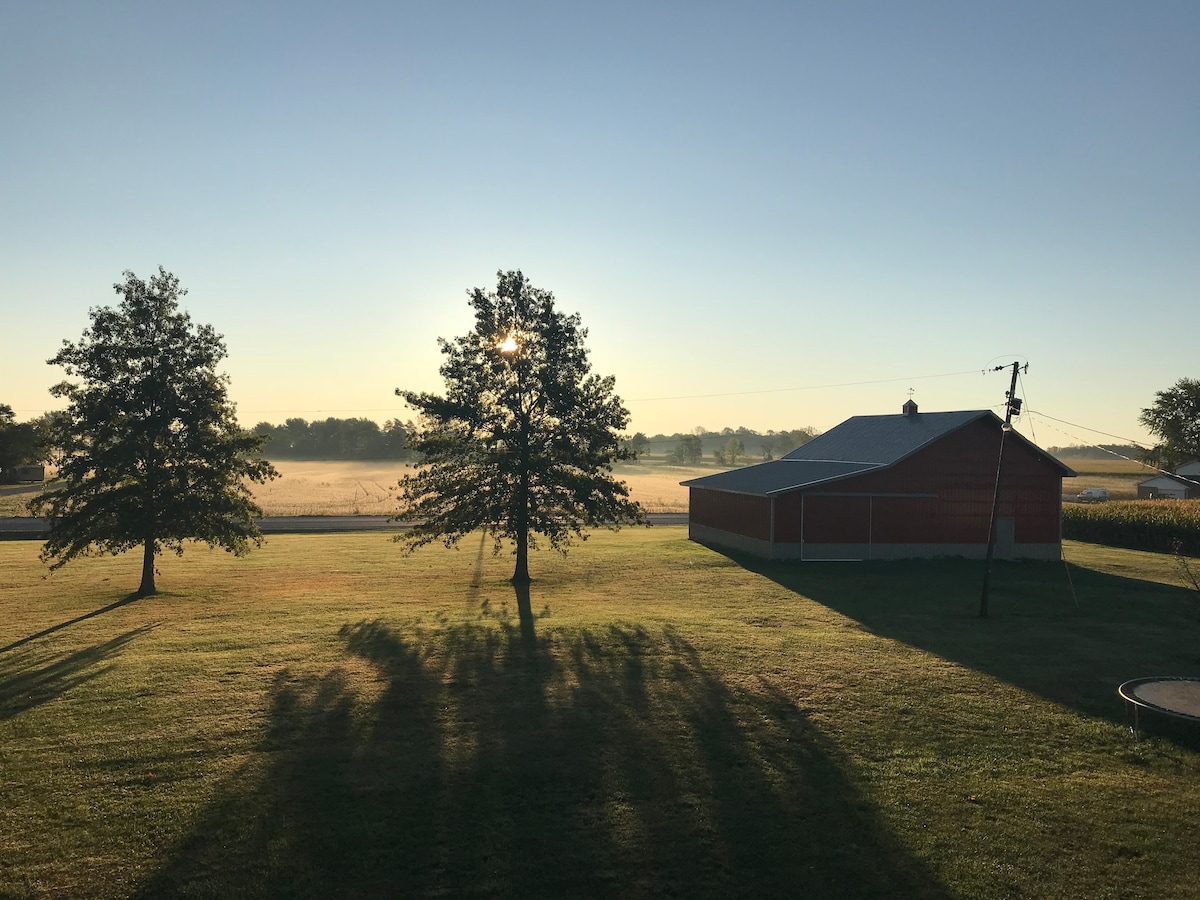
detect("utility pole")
[980,361,1026,618]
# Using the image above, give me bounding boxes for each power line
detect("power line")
[237,367,987,412]
[1025,410,1200,488]
[1023,412,1151,467]
[1017,368,1036,445]
[1024,409,1150,448]
[627,368,986,403]
[6,405,409,416]
[3,364,1016,416]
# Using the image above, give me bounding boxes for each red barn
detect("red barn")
[682,403,1075,561]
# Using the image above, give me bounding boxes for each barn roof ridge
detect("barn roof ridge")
[781,456,876,464]
[1138,471,1197,487]
[682,408,1072,496]
[782,409,992,467]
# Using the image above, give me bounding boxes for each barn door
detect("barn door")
[995,517,1015,560]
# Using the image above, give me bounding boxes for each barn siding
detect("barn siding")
[797,495,870,543]
[771,417,1063,553]
[872,496,944,543]
[688,523,774,558]
[688,488,771,541]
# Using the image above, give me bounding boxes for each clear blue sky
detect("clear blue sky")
[3,1,1197,449]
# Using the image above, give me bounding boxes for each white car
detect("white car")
[1076,488,1110,503]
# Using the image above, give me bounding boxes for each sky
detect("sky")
[2,1,1197,451]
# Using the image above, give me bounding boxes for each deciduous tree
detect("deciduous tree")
[1140,378,1200,469]
[395,269,644,584]
[32,268,277,596]
[671,434,703,465]
[252,417,414,460]
[723,437,744,467]
[0,404,47,477]
[626,431,651,461]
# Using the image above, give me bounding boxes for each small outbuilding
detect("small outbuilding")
[682,403,1075,561]
[1175,460,1200,481]
[0,464,44,484]
[1137,462,1200,500]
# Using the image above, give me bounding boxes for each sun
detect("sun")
[497,333,519,353]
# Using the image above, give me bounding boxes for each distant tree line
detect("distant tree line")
[252,417,415,460]
[622,426,819,466]
[1046,444,1144,461]
[1,406,420,471]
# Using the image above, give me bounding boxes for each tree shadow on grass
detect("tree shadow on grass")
[135,587,950,899]
[0,625,158,719]
[730,552,1200,728]
[0,592,145,654]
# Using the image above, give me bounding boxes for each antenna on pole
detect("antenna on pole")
[980,361,1027,618]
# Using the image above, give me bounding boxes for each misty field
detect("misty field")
[0,459,706,518]
[249,459,706,516]
[1062,457,1158,501]
[3,529,1200,898]
[249,459,414,516]
[6,453,1164,518]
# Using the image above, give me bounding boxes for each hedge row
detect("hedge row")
[1063,500,1200,556]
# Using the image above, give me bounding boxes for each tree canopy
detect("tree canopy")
[395,269,644,583]
[713,437,745,467]
[0,404,50,478]
[671,434,703,464]
[1139,377,1200,469]
[32,268,277,596]
[252,417,413,460]
[625,432,651,461]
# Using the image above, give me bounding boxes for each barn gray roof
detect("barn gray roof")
[1137,472,1197,489]
[782,410,991,465]
[679,459,880,495]
[682,409,1073,496]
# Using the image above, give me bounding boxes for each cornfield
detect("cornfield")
[1063,499,1200,556]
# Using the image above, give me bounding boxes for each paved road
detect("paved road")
[0,484,40,497]
[0,512,689,540]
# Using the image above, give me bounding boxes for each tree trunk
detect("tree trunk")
[138,537,157,596]
[512,523,530,584]
[512,410,532,585]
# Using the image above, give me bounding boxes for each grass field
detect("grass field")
[247,458,708,515]
[0,459,708,517]
[3,529,1200,898]
[3,453,1164,516]
[1060,458,1160,501]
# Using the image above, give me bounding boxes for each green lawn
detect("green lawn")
[2,529,1199,898]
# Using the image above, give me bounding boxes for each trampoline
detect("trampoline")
[1118,677,1200,738]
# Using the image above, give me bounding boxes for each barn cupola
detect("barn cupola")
[902,399,919,417]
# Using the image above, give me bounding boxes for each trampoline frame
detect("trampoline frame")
[1118,676,1200,739]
